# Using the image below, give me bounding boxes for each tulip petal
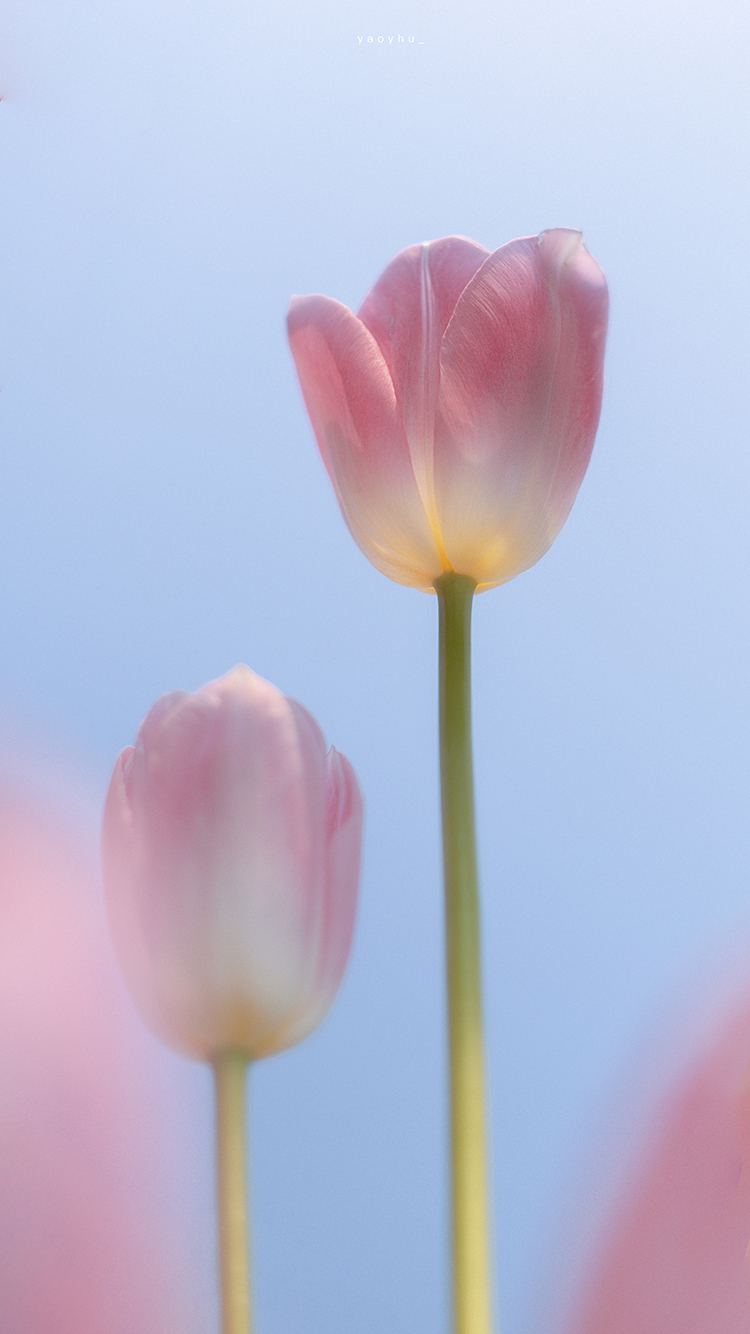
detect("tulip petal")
[319,746,361,1006]
[434,230,608,587]
[269,745,362,1051]
[288,294,445,587]
[357,238,489,527]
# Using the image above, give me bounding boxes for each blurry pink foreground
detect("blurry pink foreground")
[566,997,750,1334]
[0,785,202,1334]
[2,776,750,1332]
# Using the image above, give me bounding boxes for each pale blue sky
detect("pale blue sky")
[1,0,749,1330]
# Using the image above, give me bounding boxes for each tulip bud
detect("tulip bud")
[102,665,362,1062]
[288,230,608,591]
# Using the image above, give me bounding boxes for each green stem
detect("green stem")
[213,1050,252,1334]
[436,572,494,1334]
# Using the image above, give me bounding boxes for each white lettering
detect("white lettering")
[357,31,422,46]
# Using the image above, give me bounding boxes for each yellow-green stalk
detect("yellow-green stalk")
[436,572,494,1334]
[213,1050,252,1334]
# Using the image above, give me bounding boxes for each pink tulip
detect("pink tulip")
[288,230,608,591]
[563,989,750,1334]
[0,781,203,1334]
[102,664,362,1062]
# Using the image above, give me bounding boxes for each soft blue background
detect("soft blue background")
[1,0,749,1329]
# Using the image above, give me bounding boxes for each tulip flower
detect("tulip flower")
[287,229,608,593]
[289,233,608,1334]
[102,664,362,1334]
[102,663,361,1063]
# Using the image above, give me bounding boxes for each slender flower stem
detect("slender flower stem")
[436,572,494,1334]
[213,1050,252,1334]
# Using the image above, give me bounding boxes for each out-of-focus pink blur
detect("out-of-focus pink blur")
[566,990,750,1334]
[0,781,204,1334]
[4,771,750,1334]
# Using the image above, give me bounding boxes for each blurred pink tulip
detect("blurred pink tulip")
[103,664,362,1062]
[288,230,608,591]
[563,990,750,1334]
[0,781,203,1334]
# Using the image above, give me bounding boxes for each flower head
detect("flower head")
[102,665,362,1062]
[288,230,608,591]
